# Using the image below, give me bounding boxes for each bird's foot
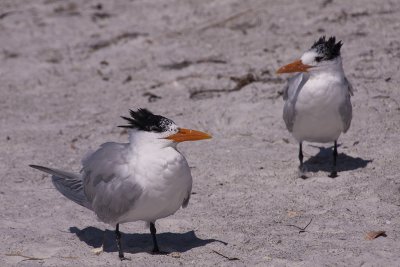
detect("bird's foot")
[91,245,104,256]
[298,165,308,179]
[119,253,131,261]
[329,170,338,178]
[152,247,168,255]
[118,251,131,261]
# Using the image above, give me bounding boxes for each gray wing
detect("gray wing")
[82,142,143,225]
[339,77,353,133]
[283,73,310,132]
[181,185,192,208]
[30,165,91,209]
[344,76,354,96]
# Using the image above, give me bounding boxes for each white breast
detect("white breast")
[292,74,347,143]
[119,147,192,223]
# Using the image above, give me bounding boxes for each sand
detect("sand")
[1,0,400,266]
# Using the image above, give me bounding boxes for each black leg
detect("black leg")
[150,222,160,253]
[298,142,307,178]
[330,141,338,178]
[115,224,130,261]
[299,142,304,168]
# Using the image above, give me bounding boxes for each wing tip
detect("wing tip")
[29,164,42,170]
[29,164,51,174]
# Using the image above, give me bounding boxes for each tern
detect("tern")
[30,108,211,260]
[276,36,353,177]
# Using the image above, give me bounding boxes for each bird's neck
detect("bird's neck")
[128,131,176,151]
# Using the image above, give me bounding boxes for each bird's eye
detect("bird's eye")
[315,56,323,62]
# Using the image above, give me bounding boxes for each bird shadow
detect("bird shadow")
[70,226,226,255]
[303,144,372,175]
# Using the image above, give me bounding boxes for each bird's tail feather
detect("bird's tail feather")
[29,165,92,210]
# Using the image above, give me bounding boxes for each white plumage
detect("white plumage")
[30,109,211,260]
[278,36,353,177]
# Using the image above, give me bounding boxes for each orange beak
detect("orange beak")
[165,128,212,142]
[276,59,312,74]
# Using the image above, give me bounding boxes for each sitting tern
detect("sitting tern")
[276,36,353,177]
[30,108,211,260]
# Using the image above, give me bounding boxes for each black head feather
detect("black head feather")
[119,108,175,132]
[310,36,342,61]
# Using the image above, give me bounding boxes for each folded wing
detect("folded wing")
[339,77,353,133]
[82,142,143,225]
[283,73,310,132]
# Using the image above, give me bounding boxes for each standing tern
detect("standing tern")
[276,36,353,177]
[30,108,211,260]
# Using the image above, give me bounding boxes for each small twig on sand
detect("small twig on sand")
[198,9,254,32]
[211,249,240,261]
[150,71,283,99]
[89,32,148,51]
[189,73,257,99]
[189,72,283,99]
[285,218,313,233]
[160,57,227,70]
[5,251,47,262]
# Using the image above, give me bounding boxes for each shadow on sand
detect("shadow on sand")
[70,226,226,255]
[303,144,372,174]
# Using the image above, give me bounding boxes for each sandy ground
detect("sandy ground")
[1,0,400,266]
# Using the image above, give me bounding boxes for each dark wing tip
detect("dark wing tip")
[29,164,49,172]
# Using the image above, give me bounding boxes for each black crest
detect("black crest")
[119,109,174,132]
[311,36,342,61]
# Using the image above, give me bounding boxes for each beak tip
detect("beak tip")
[202,133,212,140]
